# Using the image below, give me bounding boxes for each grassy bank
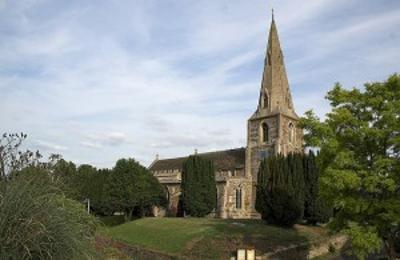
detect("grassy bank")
[101,217,328,258]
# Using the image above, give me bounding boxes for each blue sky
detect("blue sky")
[1,0,400,168]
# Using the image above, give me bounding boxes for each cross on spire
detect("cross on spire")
[271,8,274,21]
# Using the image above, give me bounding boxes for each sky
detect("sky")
[1,0,400,168]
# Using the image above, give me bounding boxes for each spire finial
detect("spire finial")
[272,8,274,21]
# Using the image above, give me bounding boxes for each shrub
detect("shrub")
[263,187,303,227]
[0,167,98,259]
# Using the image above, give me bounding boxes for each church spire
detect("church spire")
[257,12,297,118]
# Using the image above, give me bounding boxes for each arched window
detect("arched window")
[235,188,242,209]
[288,123,294,143]
[263,93,269,109]
[262,123,269,143]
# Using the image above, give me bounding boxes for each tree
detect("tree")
[0,167,98,259]
[181,155,216,217]
[256,154,304,227]
[0,133,41,179]
[299,74,400,259]
[303,151,332,224]
[106,158,166,220]
[88,168,114,216]
[76,164,98,201]
[51,158,79,199]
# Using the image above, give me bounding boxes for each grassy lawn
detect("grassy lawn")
[101,217,329,258]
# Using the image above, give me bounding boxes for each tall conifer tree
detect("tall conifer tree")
[182,155,216,217]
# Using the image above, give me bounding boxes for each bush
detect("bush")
[99,215,125,227]
[263,187,303,227]
[0,167,98,259]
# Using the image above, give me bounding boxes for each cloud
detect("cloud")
[34,139,68,152]
[1,0,399,168]
[81,132,131,149]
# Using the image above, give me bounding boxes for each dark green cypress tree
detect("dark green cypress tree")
[294,153,305,216]
[181,155,216,217]
[256,153,304,227]
[256,158,270,217]
[303,150,332,224]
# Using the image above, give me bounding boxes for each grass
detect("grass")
[102,217,329,258]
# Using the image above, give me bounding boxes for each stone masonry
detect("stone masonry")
[149,14,303,219]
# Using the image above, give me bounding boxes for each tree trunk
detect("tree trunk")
[384,236,397,260]
[140,205,145,218]
[0,152,5,178]
[128,208,134,221]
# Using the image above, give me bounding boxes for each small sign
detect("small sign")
[236,249,255,260]
[247,249,255,260]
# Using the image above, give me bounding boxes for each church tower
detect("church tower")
[246,14,303,201]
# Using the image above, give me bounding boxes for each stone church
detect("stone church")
[149,15,303,219]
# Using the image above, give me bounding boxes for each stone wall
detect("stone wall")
[278,114,303,155]
[156,168,251,218]
[165,184,182,217]
[221,178,253,219]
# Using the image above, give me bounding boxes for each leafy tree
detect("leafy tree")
[76,164,98,201]
[88,168,114,216]
[299,74,400,259]
[51,158,79,199]
[181,155,216,217]
[0,167,98,259]
[0,133,41,179]
[106,158,166,220]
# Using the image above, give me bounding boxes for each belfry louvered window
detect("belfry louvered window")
[264,93,269,108]
[236,188,242,209]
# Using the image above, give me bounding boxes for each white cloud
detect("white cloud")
[34,139,68,152]
[80,132,131,149]
[1,0,399,168]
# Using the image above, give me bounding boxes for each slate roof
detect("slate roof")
[149,147,246,172]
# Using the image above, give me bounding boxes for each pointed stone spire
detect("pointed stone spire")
[256,12,297,118]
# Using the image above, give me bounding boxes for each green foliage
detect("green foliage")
[299,74,400,259]
[106,158,166,220]
[73,165,116,216]
[257,152,331,227]
[87,169,114,215]
[98,215,126,227]
[303,151,332,224]
[0,133,42,179]
[51,158,79,199]
[0,167,98,259]
[47,156,166,218]
[265,186,303,227]
[181,155,217,217]
[256,154,304,227]
[395,229,400,253]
